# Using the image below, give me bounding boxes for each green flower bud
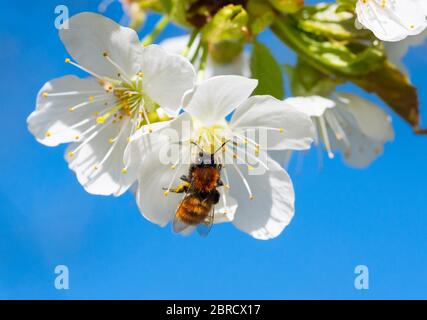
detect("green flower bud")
[201,4,249,63]
[247,0,275,35]
[268,0,304,14]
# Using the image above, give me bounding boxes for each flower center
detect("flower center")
[193,118,231,154]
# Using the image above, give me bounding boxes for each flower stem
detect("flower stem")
[271,15,332,76]
[198,44,209,81]
[142,15,170,46]
[182,29,199,57]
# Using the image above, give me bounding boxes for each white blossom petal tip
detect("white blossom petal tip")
[355,0,427,42]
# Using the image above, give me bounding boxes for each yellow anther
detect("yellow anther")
[279,128,284,133]
[171,165,177,170]
[93,165,99,171]
[68,107,75,112]
[225,184,231,189]
[121,168,128,174]
[96,116,106,124]
[75,135,80,140]
[250,195,255,200]
[45,131,52,137]
[137,71,144,78]
[248,165,254,171]
[164,191,170,197]
[108,138,114,144]
[89,96,95,102]
[68,151,75,157]
[65,58,71,63]
[42,92,49,97]
[127,137,132,143]
[103,52,108,57]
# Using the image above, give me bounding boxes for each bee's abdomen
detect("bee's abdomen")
[176,195,212,225]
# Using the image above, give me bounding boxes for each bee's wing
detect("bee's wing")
[172,214,190,234]
[196,206,215,237]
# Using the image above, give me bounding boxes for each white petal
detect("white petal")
[229,95,315,150]
[284,96,336,117]
[205,53,251,78]
[160,35,195,56]
[140,45,196,116]
[356,0,427,41]
[65,119,136,196]
[123,114,191,180]
[335,93,394,142]
[229,156,295,240]
[183,76,258,126]
[27,75,111,147]
[268,150,293,169]
[384,29,427,74]
[136,143,191,227]
[213,191,238,224]
[60,12,142,79]
[325,94,394,168]
[329,121,387,168]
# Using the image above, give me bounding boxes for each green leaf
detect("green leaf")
[271,12,385,77]
[287,59,341,97]
[250,42,285,99]
[352,63,420,129]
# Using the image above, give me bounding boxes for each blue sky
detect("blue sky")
[0,0,426,299]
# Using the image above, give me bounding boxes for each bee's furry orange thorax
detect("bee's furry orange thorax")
[191,166,220,193]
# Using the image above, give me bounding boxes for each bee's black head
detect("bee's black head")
[196,151,215,166]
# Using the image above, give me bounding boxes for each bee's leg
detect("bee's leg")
[163,181,190,194]
[180,175,190,182]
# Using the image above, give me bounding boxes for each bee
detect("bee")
[165,141,229,236]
